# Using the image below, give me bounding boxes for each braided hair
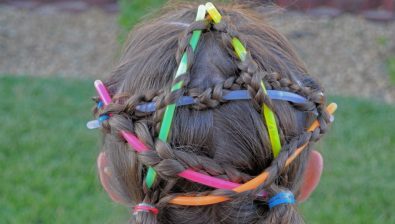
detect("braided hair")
[93,3,331,224]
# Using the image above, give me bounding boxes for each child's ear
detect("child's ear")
[297,150,324,202]
[97,152,126,204]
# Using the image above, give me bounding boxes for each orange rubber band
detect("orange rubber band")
[170,103,337,206]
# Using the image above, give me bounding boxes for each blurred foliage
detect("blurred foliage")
[116,0,230,44]
[1,75,394,223]
[387,56,395,85]
[376,35,389,47]
[375,35,395,85]
[117,0,166,44]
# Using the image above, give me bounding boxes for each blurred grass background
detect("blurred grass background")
[117,0,166,43]
[1,0,395,223]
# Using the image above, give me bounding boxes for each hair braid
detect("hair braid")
[212,18,277,113]
[152,20,210,134]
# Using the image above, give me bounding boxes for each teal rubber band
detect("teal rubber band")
[145,167,157,189]
[268,191,295,209]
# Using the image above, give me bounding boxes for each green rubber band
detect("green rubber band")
[145,167,157,189]
[145,5,207,188]
[258,80,281,157]
[232,38,247,61]
[262,94,282,157]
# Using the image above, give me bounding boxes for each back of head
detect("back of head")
[95,2,331,224]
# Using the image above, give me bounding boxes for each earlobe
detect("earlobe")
[97,152,127,204]
[297,150,324,202]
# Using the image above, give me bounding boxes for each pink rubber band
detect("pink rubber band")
[178,170,239,189]
[121,130,267,196]
[121,131,149,153]
[133,203,159,215]
[94,80,112,106]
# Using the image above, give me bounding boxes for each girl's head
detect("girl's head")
[93,2,332,224]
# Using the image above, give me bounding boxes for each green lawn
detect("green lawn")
[1,75,394,223]
[117,0,166,43]
[0,76,128,224]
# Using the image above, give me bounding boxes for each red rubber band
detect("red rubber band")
[133,203,159,215]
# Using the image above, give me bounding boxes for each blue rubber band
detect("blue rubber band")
[136,90,307,113]
[97,101,104,109]
[98,115,110,123]
[268,191,295,209]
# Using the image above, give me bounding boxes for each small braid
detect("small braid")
[151,20,211,134]
[136,139,252,182]
[212,18,276,113]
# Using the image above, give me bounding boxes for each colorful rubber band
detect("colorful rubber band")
[232,38,247,60]
[206,2,282,158]
[94,80,112,106]
[133,203,159,215]
[205,2,222,23]
[97,101,104,109]
[268,191,295,209]
[169,103,337,206]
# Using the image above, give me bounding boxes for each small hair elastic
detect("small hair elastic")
[97,101,104,109]
[133,203,159,215]
[98,115,110,123]
[268,191,296,209]
[94,80,112,106]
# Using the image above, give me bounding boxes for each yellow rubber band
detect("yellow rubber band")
[205,2,222,24]
[260,82,282,157]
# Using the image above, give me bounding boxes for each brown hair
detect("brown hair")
[94,2,331,224]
